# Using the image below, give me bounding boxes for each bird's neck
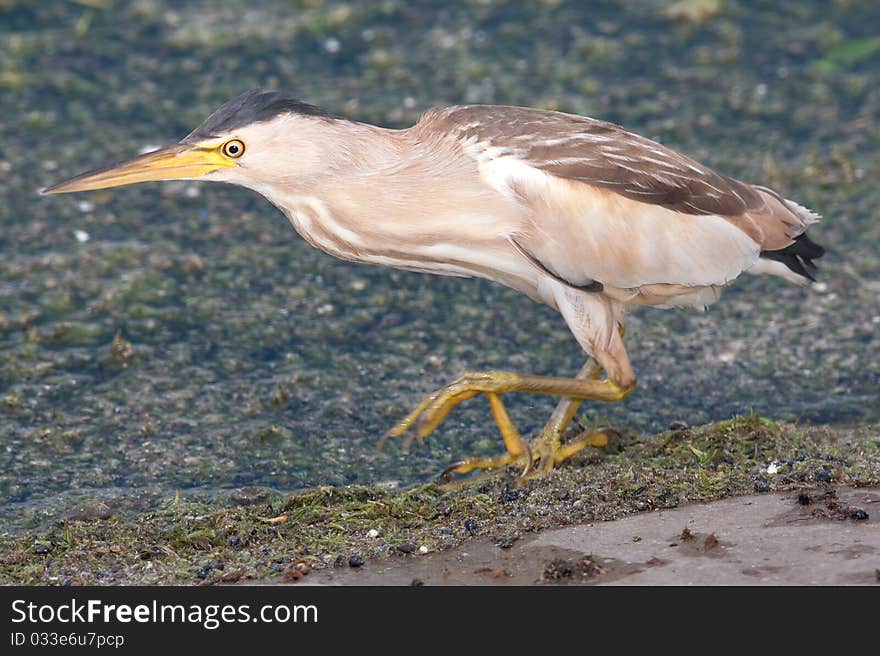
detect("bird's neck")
[259,122,536,293]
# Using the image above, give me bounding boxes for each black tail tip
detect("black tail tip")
[760,233,826,282]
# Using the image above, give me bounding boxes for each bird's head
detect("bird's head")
[42,89,343,197]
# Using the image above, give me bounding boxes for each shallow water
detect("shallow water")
[1,0,878,531]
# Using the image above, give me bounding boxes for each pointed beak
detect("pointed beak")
[41,143,234,195]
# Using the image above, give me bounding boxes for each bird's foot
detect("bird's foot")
[442,450,529,479]
[521,426,617,479]
[377,371,523,450]
[441,426,615,480]
[378,369,629,449]
[377,366,631,480]
[439,389,532,479]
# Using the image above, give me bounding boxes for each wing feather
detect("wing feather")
[428,104,765,217]
[420,105,823,286]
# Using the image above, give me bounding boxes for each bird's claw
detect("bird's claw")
[440,461,467,481]
[439,450,529,481]
[377,377,486,450]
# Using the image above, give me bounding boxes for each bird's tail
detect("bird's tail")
[745,186,826,283]
[758,232,825,282]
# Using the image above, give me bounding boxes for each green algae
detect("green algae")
[815,36,880,72]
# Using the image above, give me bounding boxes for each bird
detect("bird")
[43,88,825,478]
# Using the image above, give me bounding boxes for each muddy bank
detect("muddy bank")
[1,418,877,585]
[299,486,879,586]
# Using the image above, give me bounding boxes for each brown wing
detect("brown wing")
[431,104,766,216]
[427,105,818,258]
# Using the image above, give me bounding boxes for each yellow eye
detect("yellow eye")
[221,139,245,158]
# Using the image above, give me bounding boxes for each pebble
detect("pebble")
[495,534,520,549]
[228,487,270,506]
[753,477,771,493]
[66,501,113,521]
[499,486,520,503]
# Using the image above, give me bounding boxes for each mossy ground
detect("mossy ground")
[2,416,876,585]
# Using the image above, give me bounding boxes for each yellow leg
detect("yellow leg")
[381,363,634,476]
[522,358,602,477]
[552,428,617,463]
[443,392,533,476]
[377,386,480,450]
[445,415,615,479]
[486,392,528,459]
[381,325,632,478]
[391,369,632,437]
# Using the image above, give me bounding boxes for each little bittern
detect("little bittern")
[44,89,824,477]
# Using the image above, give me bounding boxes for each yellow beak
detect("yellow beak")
[41,143,234,194]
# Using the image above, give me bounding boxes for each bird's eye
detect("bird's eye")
[222,139,245,158]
